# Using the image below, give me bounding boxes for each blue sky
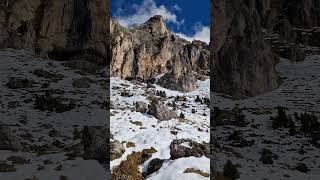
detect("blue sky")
[110,0,210,43]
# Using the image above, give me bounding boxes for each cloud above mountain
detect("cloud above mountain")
[112,0,209,44]
[175,25,210,44]
[114,0,182,27]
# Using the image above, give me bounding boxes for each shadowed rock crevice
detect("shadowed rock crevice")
[67,0,92,49]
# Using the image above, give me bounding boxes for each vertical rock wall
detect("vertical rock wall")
[0,0,109,64]
[212,0,279,98]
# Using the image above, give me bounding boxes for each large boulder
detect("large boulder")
[170,139,210,160]
[6,77,35,89]
[148,100,177,121]
[135,101,148,113]
[82,126,109,163]
[110,140,125,161]
[280,44,306,62]
[0,125,22,151]
[143,158,164,177]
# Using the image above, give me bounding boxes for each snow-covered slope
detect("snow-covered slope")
[110,77,210,179]
[0,49,109,180]
[212,56,320,180]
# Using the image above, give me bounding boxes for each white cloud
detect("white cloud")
[113,0,210,44]
[173,4,182,11]
[114,0,182,28]
[174,26,210,44]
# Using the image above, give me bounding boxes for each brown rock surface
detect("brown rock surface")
[256,0,320,30]
[212,0,279,98]
[255,0,320,57]
[0,0,109,64]
[111,15,210,92]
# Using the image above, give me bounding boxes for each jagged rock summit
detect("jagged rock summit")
[111,15,210,92]
[136,15,169,36]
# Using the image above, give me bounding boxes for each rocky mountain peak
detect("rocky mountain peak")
[111,16,210,92]
[136,15,169,36]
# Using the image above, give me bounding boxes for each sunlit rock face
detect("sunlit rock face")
[0,0,109,64]
[111,15,210,92]
[212,0,279,98]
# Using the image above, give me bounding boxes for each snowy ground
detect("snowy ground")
[212,56,320,180]
[0,49,109,180]
[110,76,210,179]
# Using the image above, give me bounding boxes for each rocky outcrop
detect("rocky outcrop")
[256,0,320,30]
[110,140,125,161]
[82,126,109,163]
[264,31,306,61]
[111,15,209,92]
[256,0,320,57]
[157,64,197,92]
[0,125,22,151]
[148,100,177,121]
[212,0,279,97]
[0,0,109,64]
[6,77,35,89]
[170,139,210,160]
[143,158,164,177]
[212,0,320,97]
[135,101,148,113]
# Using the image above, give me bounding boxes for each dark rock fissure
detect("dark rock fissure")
[67,0,92,49]
[33,0,49,55]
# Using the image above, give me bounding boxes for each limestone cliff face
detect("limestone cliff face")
[256,0,320,30]
[256,0,320,57]
[212,0,279,98]
[0,0,109,64]
[111,15,210,92]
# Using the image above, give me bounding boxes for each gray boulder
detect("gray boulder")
[135,101,148,113]
[143,158,164,177]
[0,125,22,151]
[170,139,210,160]
[148,100,177,121]
[110,140,125,161]
[82,126,109,163]
[6,77,34,89]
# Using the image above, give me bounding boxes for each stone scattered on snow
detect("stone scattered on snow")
[170,139,210,160]
[6,77,35,89]
[135,101,148,113]
[110,140,125,161]
[0,125,22,151]
[148,100,177,121]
